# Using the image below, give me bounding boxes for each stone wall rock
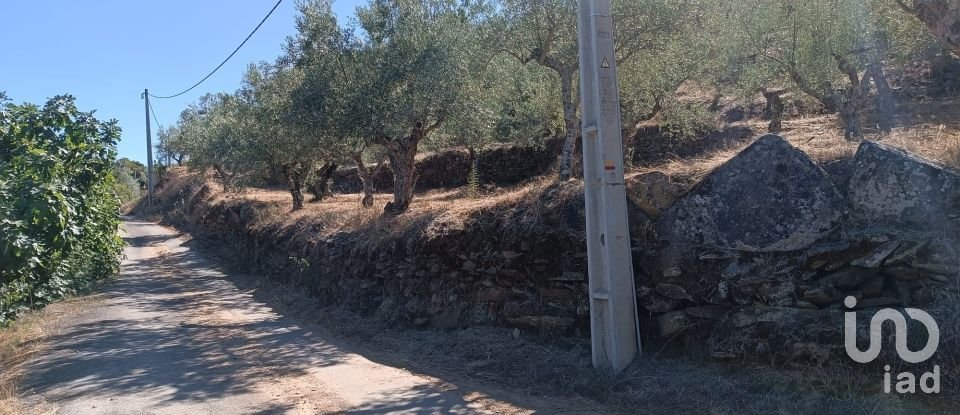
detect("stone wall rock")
[626,171,684,219]
[333,138,563,194]
[847,139,960,232]
[656,134,845,252]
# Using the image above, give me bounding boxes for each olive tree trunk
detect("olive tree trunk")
[557,69,580,181]
[309,162,338,202]
[866,63,896,134]
[762,89,786,133]
[384,139,419,215]
[788,54,869,140]
[352,153,374,208]
[282,162,306,211]
[212,163,235,192]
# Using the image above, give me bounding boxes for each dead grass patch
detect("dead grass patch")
[631,100,960,192]
[0,296,98,415]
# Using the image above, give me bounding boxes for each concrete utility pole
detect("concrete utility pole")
[143,89,154,206]
[576,0,641,373]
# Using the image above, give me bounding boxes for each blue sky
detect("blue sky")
[2,0,360,163]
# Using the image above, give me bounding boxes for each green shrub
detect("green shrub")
[0,95,124,324]
[659,100,717,141]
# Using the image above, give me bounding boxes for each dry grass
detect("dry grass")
[0,296,99,415]
[629,99,960,193]
[885,124,960,169]
[200,174,557,243]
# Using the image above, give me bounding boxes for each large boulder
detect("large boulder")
[656,134,845,252]
[847,140,960,231]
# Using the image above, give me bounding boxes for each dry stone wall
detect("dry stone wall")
[638,134,960,362]
[147,132,958,366]
[333,138,563,194]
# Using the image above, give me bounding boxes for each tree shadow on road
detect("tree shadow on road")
[22,236,349,408]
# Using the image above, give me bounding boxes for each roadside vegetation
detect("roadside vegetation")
[0,95,124,325]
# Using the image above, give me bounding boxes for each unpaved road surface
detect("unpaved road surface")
[19,219,541,414]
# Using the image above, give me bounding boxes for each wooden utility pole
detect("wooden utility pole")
[143,89,154,206]
[576,0,641,373]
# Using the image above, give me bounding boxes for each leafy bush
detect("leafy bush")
[659,100,717,141]
[0,95,124,324]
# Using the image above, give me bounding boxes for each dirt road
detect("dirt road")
[18,219,540,414]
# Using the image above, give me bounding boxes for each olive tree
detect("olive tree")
[287,0,378,207]
[732,0,907,139]
[155,125,186,166]
[616,0,729,138]
[494,0,699,180]
[177,93,259,190]
[347,0,492,214]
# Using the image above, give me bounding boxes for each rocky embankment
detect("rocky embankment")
[638,135,959,363]
[144,133,958,368]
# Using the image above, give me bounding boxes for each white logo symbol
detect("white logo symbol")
[844,296,940,364]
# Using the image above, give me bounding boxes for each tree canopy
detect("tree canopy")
[165,0,948,212]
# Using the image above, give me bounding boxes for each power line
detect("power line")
[148,99,162,131]
[149,0,284,99]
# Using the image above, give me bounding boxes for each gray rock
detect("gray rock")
[729,306,830,328]
[881,265,924,281]
[626,171,685,219]
[806,240,852,258]
[709,306,841,361]
[819,267,880,290]
[685,306,730,320]
[656,283,694,301]
[704,281,730,304]
[893,279,914,306]
[824,260,848,272]
[850,241,901,268]
[721,261,751,278]
[657,310,690,337]
[790,342,833,363]
[929,274,951,283]
[847,140,960,231]
[884,241,926,265]
[637,286,683,313]
[803,286,842,305]
[656,134,845,252]
[759,281,796,306]
[662,267,682,278]
[807,259,828,270]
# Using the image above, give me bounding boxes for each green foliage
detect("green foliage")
[112,158,146,204]
[731,0,939,103]
[659,100,717,140]
[156,125,187,165]
[176,93,261,190]
[0,95,124,324]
